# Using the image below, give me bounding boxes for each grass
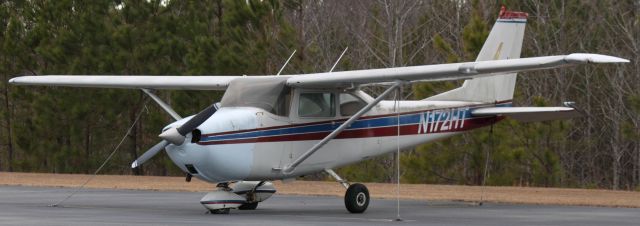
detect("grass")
[1,172,638,208]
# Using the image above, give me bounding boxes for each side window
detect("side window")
[298,92,336,117]
[339,93,366,116]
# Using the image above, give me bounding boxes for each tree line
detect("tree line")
[0,0,638,190]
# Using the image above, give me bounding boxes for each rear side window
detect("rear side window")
[298,92,335,117]
[339,93,366,116]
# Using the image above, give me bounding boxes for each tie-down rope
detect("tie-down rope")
[51,98,149,207]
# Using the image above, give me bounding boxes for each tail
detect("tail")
[426,7,528,103]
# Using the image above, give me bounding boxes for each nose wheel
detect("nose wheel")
[324,169,370,213]
[209,208,230,214]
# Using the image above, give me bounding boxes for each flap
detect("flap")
[472,107,581,122]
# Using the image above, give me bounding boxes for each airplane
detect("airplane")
[8,8,629,214]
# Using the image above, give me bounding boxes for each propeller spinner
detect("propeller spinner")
[131,103,219,168]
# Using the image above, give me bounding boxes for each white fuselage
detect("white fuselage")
[164,99,508,184]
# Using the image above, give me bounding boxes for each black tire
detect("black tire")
[209,208,230,214]
[344,183,369,213]
[238,202,258,210]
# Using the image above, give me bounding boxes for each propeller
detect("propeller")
[159,103,219,145]
[131,140,169,168]
[131,103,219,168]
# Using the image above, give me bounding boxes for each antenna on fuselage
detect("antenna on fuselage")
[276,49,297,76]
[329,47,348,72]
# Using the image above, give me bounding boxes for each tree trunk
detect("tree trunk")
[297,0,305,63]
[3,75,13,172]
[636,143,640,189]
[611,118,621,190]
[633,143,639,189]
[84,121,91,174]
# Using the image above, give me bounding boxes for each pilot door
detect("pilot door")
[279,88,373,170]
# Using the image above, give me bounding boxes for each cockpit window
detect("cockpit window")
[298,92,335,117]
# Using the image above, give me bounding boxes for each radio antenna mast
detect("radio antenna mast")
[277,49,297,76]
[329,47,348,72]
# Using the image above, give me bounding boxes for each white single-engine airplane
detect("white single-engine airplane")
[9,9,628,214]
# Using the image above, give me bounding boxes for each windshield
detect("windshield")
[220,77,291,116]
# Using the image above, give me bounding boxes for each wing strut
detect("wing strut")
[141,89,182,121]
[282,81,403,175]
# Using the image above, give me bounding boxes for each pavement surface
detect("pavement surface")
[0,185,637,226]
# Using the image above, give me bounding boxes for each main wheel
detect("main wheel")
[209,208,231,214]
[344,183,369,213]
[238,202,258,210]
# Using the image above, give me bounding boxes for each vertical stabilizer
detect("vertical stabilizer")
[426,8,528,103]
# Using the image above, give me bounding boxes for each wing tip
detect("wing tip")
[565,53,630,64]
[8,77,19,84]
[9,76,38,84]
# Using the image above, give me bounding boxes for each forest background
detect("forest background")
[0,0,638,190]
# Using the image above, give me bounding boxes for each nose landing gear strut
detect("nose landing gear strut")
[325,169,370,213]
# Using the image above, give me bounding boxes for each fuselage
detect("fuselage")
[165,99,509,183]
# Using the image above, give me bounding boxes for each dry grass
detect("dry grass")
[1,172,638,208]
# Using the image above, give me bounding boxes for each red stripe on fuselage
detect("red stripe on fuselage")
[200,100,512,138]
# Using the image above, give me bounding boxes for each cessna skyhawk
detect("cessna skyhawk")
[9,9,628,214]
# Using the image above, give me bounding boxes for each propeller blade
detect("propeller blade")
[177,104,218,135]
[131,140,169,168]
[159,103,218,145]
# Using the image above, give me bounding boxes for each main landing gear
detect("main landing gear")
[325,169,370,213]
[238,202,258,210]
[345,183,370,213]
[201,181,276,214]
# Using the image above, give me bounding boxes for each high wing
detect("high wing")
[286,53,628,88]
[9,75,245,90]
[8,53,627,90]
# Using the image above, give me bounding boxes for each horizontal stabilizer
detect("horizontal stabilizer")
[471,107,581,122]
